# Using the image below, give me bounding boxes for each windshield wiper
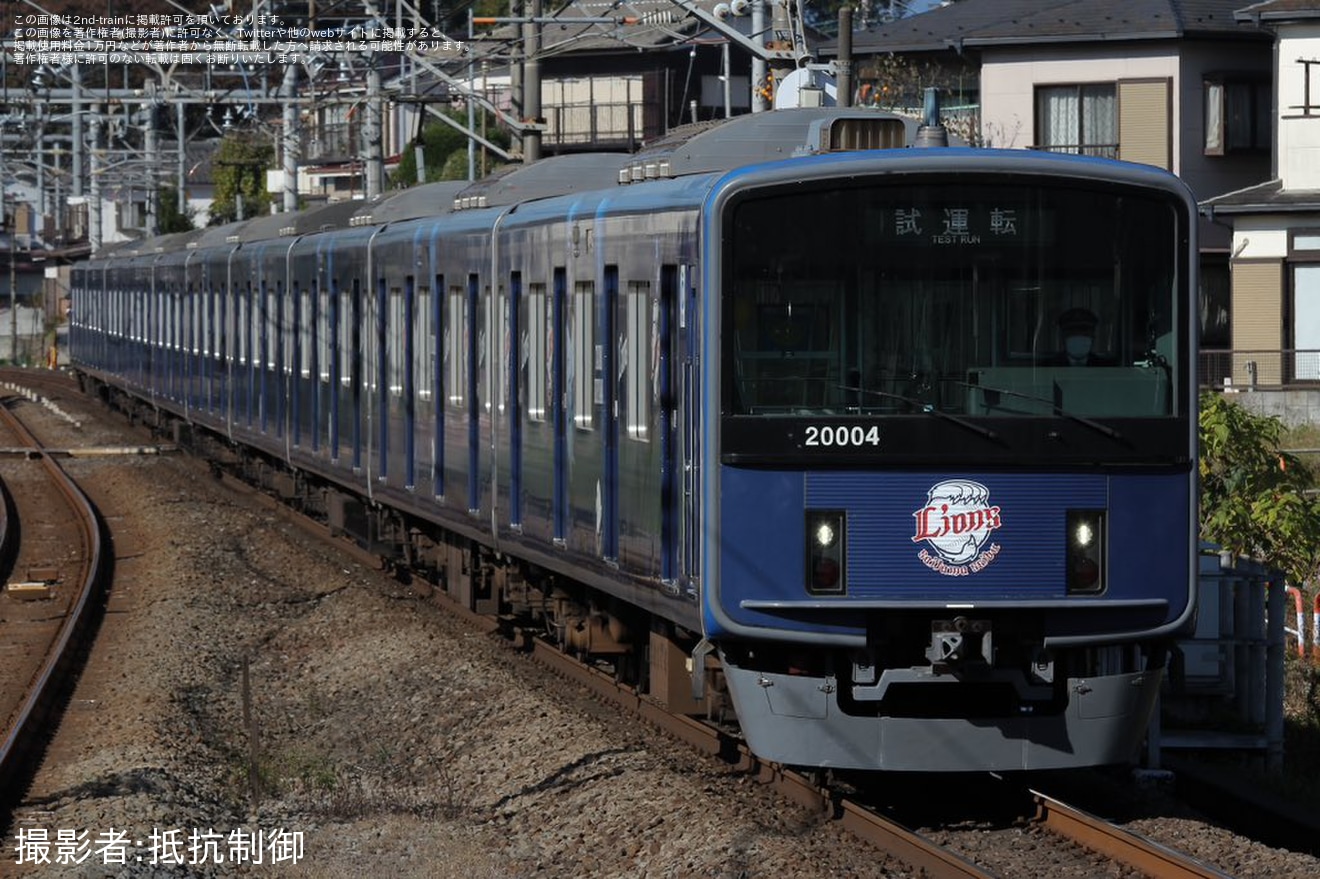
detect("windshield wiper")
[954,379,1124,441]
[836,385,1000,442]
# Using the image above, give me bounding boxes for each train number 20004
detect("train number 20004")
[803,425,881,448]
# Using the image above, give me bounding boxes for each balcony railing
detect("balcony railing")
[1030,143,1120,160]
[304,122,359,164]
[544,101,646,149]
[1199,349,1320,390]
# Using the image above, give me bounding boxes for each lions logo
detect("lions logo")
[912,479,1002,576]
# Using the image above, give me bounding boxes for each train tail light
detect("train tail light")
[1066,510,1106,594]
[806,510,846,595]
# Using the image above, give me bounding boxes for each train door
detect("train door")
[404,274,416,490]
[328,274,342,462]
[680,264,700,593]
[552,266,568,543]
[602,265,619,561]
[432,271,445,499]
[275,279,287,437]
[509,271,522,527]
[351,276,363,472]
[293,278,305,448]
[376,275,389,481]
[660,264,678,584]
[214,276,225,417]
[187,280,196,414]
[259,277,271,433]
[467,272,480,513]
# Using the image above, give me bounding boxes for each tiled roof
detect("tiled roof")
[827,0,1269,54]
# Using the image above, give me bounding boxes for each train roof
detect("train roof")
[621,108,913,180]
[80,109,923,262]
[231,199,366,242]
[351,181,471,225]
[449,153,635,210]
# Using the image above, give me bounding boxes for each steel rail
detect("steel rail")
[527,637,996,878]
[0,399,105,795]
[1031,789,1234,879]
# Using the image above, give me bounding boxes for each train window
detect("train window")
[300,280,312,379]
[261,281,273,370]
[237,285,248,365]
[491,285,504,414]
[447,286,465,405]
[573,280,595,430]
[187,283,197,355]
[279,280,290,374]
[317,279,331,382]
[389,285,404,396]
[203,286,211,358]
[416,284,432,401]
[725,178,1182,423]
[364,278,381,394]
[340,280,354,388]
[625,281,651,441]
[526,283,547,422]
[279,280,291,375]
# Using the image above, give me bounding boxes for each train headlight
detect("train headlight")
[806,510,846,595]
[1066,510,1106,594]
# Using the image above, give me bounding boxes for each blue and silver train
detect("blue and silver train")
[69,108,1198,771]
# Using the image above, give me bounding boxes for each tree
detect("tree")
[390,110,512,189]
[1199,392,1320,585]
[157,186,196,234]
[209,132,274,225]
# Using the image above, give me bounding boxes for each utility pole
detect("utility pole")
[144,102,159,236]
[88,109,101,253]
[4,183,14,364]
[837,8,852,108]
[281,63,299,212]
[364,64,383,199]
[752,0,768,112]
[522,0,542,162]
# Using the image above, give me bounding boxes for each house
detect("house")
[284,0,769,202]
[1200,0,1320,398]
[468,0,769,154]
[821,0,1274,352]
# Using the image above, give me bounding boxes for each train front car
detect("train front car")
[704,149,1197,772]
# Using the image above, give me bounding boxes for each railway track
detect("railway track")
[520,629,1239,878]
[9,365,1306,876]
[37,396,1219,876]
[0,384,108,816]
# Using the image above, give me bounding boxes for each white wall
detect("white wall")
[1277,23,1320,190]
[979,44,1179,154]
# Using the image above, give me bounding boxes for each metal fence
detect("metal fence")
[1198,349,1320,391]
[1153,548,1285,771]
[1029,142,1120,159]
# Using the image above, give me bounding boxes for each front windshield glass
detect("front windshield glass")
[723,178,1183,420]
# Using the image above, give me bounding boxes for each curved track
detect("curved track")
[0,385,107,815]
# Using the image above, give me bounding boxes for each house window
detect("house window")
[1296,59,1319,116]
[1204,76,1270,155]
[1291,232,1320,381]
[1035,84,1116,158]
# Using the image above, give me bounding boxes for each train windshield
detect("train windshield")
[722,177,1186,428]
